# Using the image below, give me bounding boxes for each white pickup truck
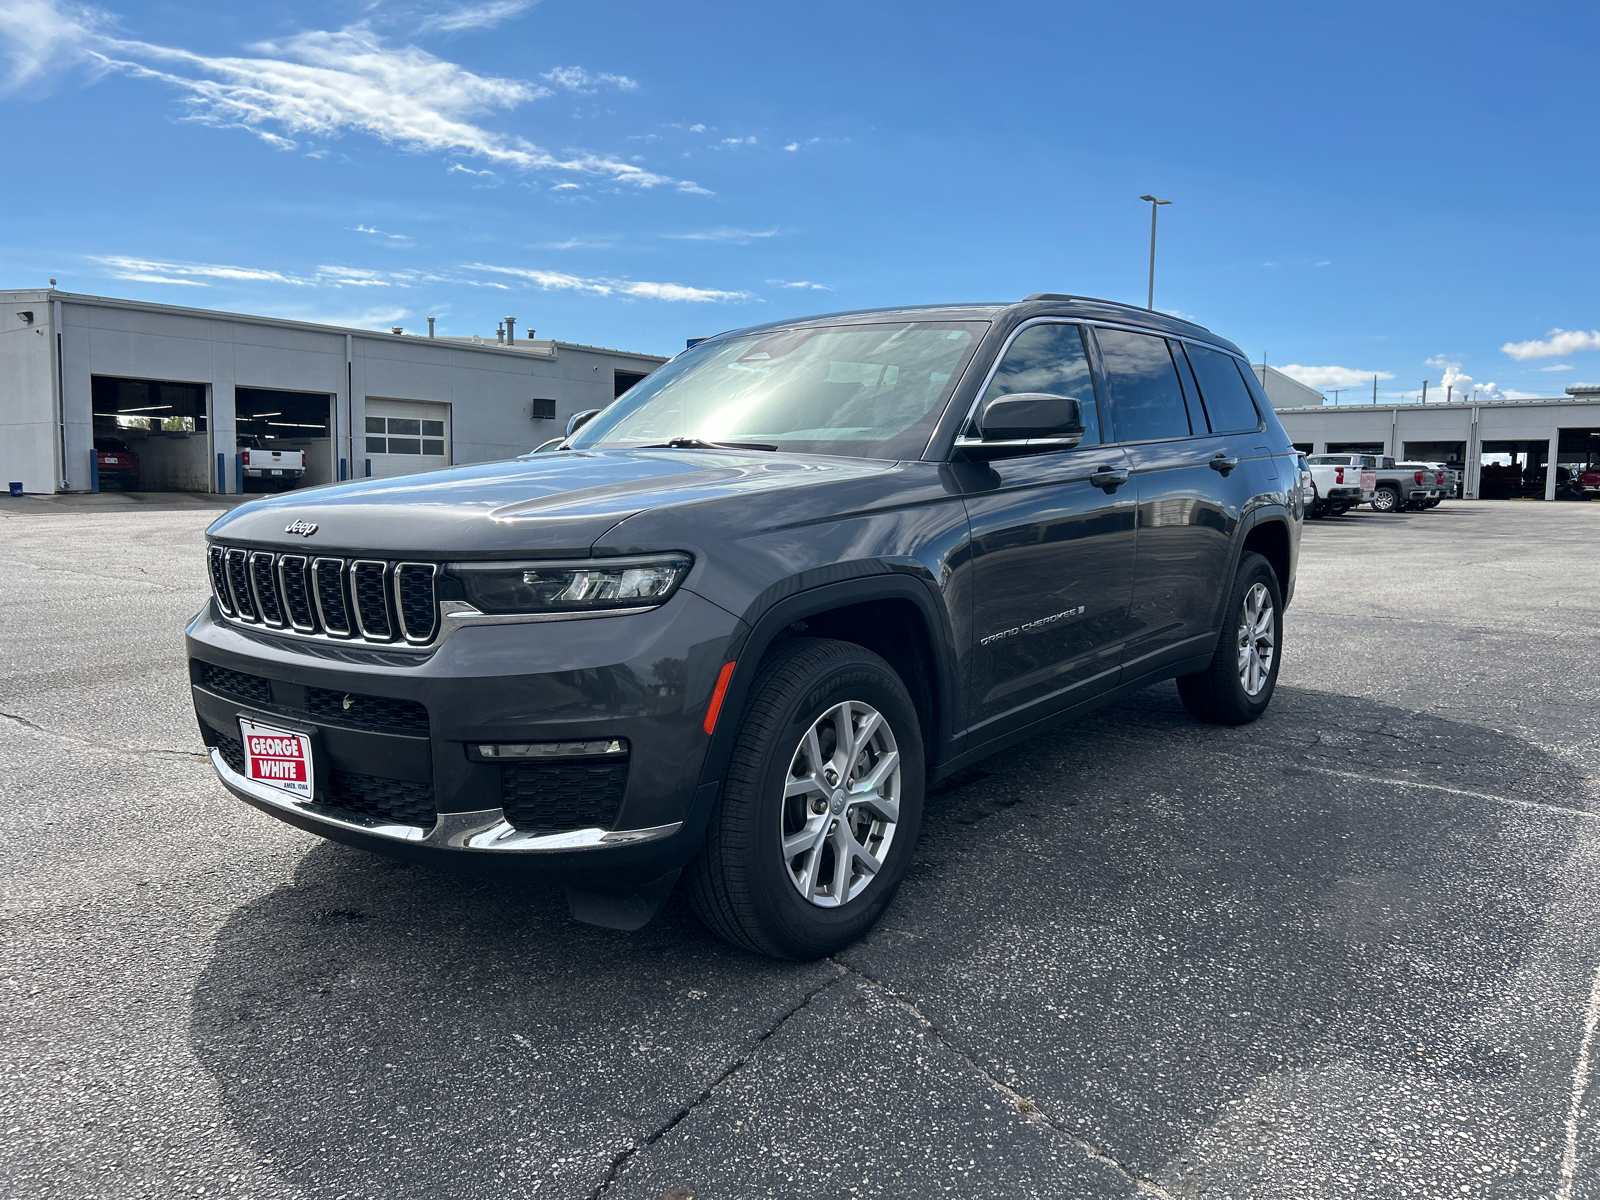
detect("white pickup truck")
[239,445,305,490]
[1303,454,1377,518]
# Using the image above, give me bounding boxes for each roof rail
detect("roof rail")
[1020,293,1210,331]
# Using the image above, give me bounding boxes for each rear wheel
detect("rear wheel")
[1371,485,1400,513]
[1177,552,1282,726]
[688,638,925,960]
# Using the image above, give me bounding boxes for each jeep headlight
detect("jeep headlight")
[449,554,692,614]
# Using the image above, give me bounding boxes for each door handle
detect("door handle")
[1209,452,1239,476]
[1089,466,1130,493]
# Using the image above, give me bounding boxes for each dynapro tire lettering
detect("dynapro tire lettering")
[979,606,1086,646]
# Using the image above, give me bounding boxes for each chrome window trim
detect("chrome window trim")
[224,548,257,622]
[393,561,440,645]
[350,559,395,642]
[940,314,1266,459]
[210,748,680,851]
[310,556,354,638]
[248,551,287,629]
[276,554,318,633]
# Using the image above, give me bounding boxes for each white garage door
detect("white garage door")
[364,398,451,480]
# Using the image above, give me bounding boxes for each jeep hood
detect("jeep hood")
[205,448,891,557]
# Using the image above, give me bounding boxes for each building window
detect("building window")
[532,398,557,420]
[366,417,447,455]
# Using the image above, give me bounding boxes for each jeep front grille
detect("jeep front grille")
[207,544,439,646]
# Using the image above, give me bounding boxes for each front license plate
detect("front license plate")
[238,717,314,799]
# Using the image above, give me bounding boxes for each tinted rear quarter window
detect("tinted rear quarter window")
[981,323,1101,447]
[1183,343,1262,433]
[1094,328,1192,443]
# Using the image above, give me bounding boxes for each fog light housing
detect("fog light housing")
[476,739,627,759]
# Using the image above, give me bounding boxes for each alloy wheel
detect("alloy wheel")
[1236,582,1276,697]
[780,701,902,908]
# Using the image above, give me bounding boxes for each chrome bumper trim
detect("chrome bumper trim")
[210,749,681,852]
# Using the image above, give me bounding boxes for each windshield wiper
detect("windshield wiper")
[641,436,777,452]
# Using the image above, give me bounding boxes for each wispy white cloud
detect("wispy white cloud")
[768,279,831,290]
[466,262,753,302]
[93,254,307,285]
[664,227,777,243]
[1278,365,1394,391]
[541,65,637,93]
[717,135,757,148]
[448,162,494,177]
[783,142,798,151]
[415,1,535,35]
[1500,328,1600,360]
[1539,363,1574,372]
[538,236,614,249]
[1,3,705,191]
[353,223,410,242]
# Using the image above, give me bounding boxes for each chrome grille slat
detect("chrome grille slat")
[277,555,317,632]
[248,551,286,628]
[224,549,256,621]
[395,563,440,644]
[208,546,235,616]
[211,546,438,647]
[351,560,394,641]
[312,557,353,637]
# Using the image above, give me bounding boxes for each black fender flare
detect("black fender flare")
[694,565,962,793]
[1209,503,1295,631]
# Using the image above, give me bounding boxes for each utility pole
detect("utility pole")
[1373,375,1378,404]
[1330,388,1345,404]
[1139,195,1171,310]
[1422,380,1429,403]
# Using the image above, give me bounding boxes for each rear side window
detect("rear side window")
[1094,328,1192,443]
[1183,343,1262,433]
[981,323,1101,448]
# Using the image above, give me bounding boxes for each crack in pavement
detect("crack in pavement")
[835,960,1178,1199]
[589,967,849,1199]
[0,710,206,763]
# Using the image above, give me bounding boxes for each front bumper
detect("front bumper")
[187,588,743,884]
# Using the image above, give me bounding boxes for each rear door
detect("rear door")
[1094,328,1261,678]
[960,321,1137,741]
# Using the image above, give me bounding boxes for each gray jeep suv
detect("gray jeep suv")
[187,295,1301,959]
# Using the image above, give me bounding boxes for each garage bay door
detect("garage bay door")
[364,398,451,480]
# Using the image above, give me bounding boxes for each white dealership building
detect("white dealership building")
[1275,389,1600,500]
[0,288,667,495]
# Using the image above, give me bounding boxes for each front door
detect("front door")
[1093,328,1263,678]
[959,322,1138,744]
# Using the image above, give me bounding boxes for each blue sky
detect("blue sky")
[2,0,1596,402]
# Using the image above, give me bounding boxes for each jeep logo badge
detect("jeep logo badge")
[284,519,318,537]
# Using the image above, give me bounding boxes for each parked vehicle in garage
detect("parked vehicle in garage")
[239,442,305,491]
[93,436,140,490]
[186,295,1301,959]
[1303,454,1375,517]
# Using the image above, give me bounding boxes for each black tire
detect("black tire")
[1371,485,1400,513]
[688,638,925,960]
[1176,551,1283,726]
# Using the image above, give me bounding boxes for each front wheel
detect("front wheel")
[688,638,925,960]
[1176,551,1283,726]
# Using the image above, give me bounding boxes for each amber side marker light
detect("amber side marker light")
[703,661,737,734]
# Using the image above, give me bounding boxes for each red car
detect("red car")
[94,437,140,490]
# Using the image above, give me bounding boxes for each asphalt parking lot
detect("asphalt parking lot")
[4,494,1600,1199]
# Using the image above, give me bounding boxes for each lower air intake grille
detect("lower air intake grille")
[305,688,429,734]
[212,730,247,775]
[501,759,629,833]
[329,770,436,827]
[198,663,273,706]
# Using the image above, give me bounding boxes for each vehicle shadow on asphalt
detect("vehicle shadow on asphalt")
[188,684,1592,1198]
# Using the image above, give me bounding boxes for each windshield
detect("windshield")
[569,321,987,460]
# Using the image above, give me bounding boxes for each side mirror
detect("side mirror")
[958,394,1086,460]
[565,408,602,438]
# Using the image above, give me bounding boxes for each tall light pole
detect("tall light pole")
[1139,194,1171,310]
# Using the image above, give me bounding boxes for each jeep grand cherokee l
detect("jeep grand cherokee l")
[187,295,1301,960]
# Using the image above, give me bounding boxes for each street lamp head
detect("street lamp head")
[1140,195,1171,205]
